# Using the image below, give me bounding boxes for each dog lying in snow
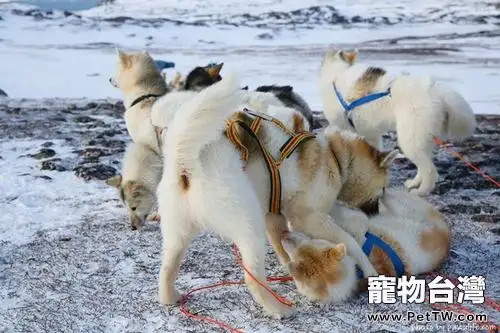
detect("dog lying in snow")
[153,74,399,318]
[282,188,451,303]
[318,48,476,196]
[105,142,162,229]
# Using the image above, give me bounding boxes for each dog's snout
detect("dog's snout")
[129,214,143,230]
[109,77,118,88]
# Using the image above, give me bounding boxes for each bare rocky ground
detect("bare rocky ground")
[0,98,498,333]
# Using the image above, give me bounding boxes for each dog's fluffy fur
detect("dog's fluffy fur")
[153,74,400,317]
[105,142,163,229]
[255,85,315,130]
[319,48,476,196]
[111,50,169,155]
[282,188,450,303]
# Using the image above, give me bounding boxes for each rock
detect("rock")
[442,204,481,215]
[96,129,124,138]
[256,32,274,40]
[74,115,97,123]
[79,148,106,158]
[41,141,54,148]
[471,214,500,223]
[0,88,7,97]
[34,175,53,181]
[30,148,56,160]
[73,163,117,181]
[41,159,67,172]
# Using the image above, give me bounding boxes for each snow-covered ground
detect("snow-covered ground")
[0,1,499,332]
[0,100,498,333]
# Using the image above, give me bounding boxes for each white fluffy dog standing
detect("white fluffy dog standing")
[319,48,476,196]
[154,74,399,318]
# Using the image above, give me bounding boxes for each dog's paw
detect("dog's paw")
[410,187,431,197]
[268,304,295,320]
[404,178,421,190]
[147,212,161,222]
[159,288,181,305]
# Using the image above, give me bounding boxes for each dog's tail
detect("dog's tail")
[166,74,241,172]
[433,83,476,140]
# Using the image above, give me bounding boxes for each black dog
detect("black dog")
[256,85,315,130]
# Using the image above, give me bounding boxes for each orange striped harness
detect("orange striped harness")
[226,108,316,214]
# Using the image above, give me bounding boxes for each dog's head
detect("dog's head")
[319,47,358,82]
[105,175,156,230]
[328,129,398,214]
[110,49,166,96]
[183,62,223,91]
[282,232,357,303]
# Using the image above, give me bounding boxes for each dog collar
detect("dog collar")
[332,83,391,129]
[356,231,405,279]
[129,94,163,109]
[154,60,175,71]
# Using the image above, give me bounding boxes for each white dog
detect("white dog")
[153,74,400,318]
[319,48,476,196]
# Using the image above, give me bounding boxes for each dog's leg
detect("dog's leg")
[290,211,378,278]
[265,213,290,266]
[158,198,199,305]
[236,229,294,319]
[410,157,437,196]
[397,125,437,196]
[200,181,294,318]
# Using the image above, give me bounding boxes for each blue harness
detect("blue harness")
[356,231,405,279]
[155,60,176,71]
[333,83,391,128]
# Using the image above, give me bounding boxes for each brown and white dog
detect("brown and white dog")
[166,63,224,91]
[105,142,162,230]
[282,188,451,303]
[153,74,399,318]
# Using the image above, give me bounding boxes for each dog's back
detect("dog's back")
[256,85,315,130]
[370,189,450,274]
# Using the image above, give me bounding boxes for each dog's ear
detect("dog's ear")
[324,46,338,58]
[129,183,147,198]
[340,49,358,65]
[105,175,122,188]
[325,243,346,261]
[378,149,399,168]
[282,85,293,93]
[206,63,223,80]
[117,49,132,68]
